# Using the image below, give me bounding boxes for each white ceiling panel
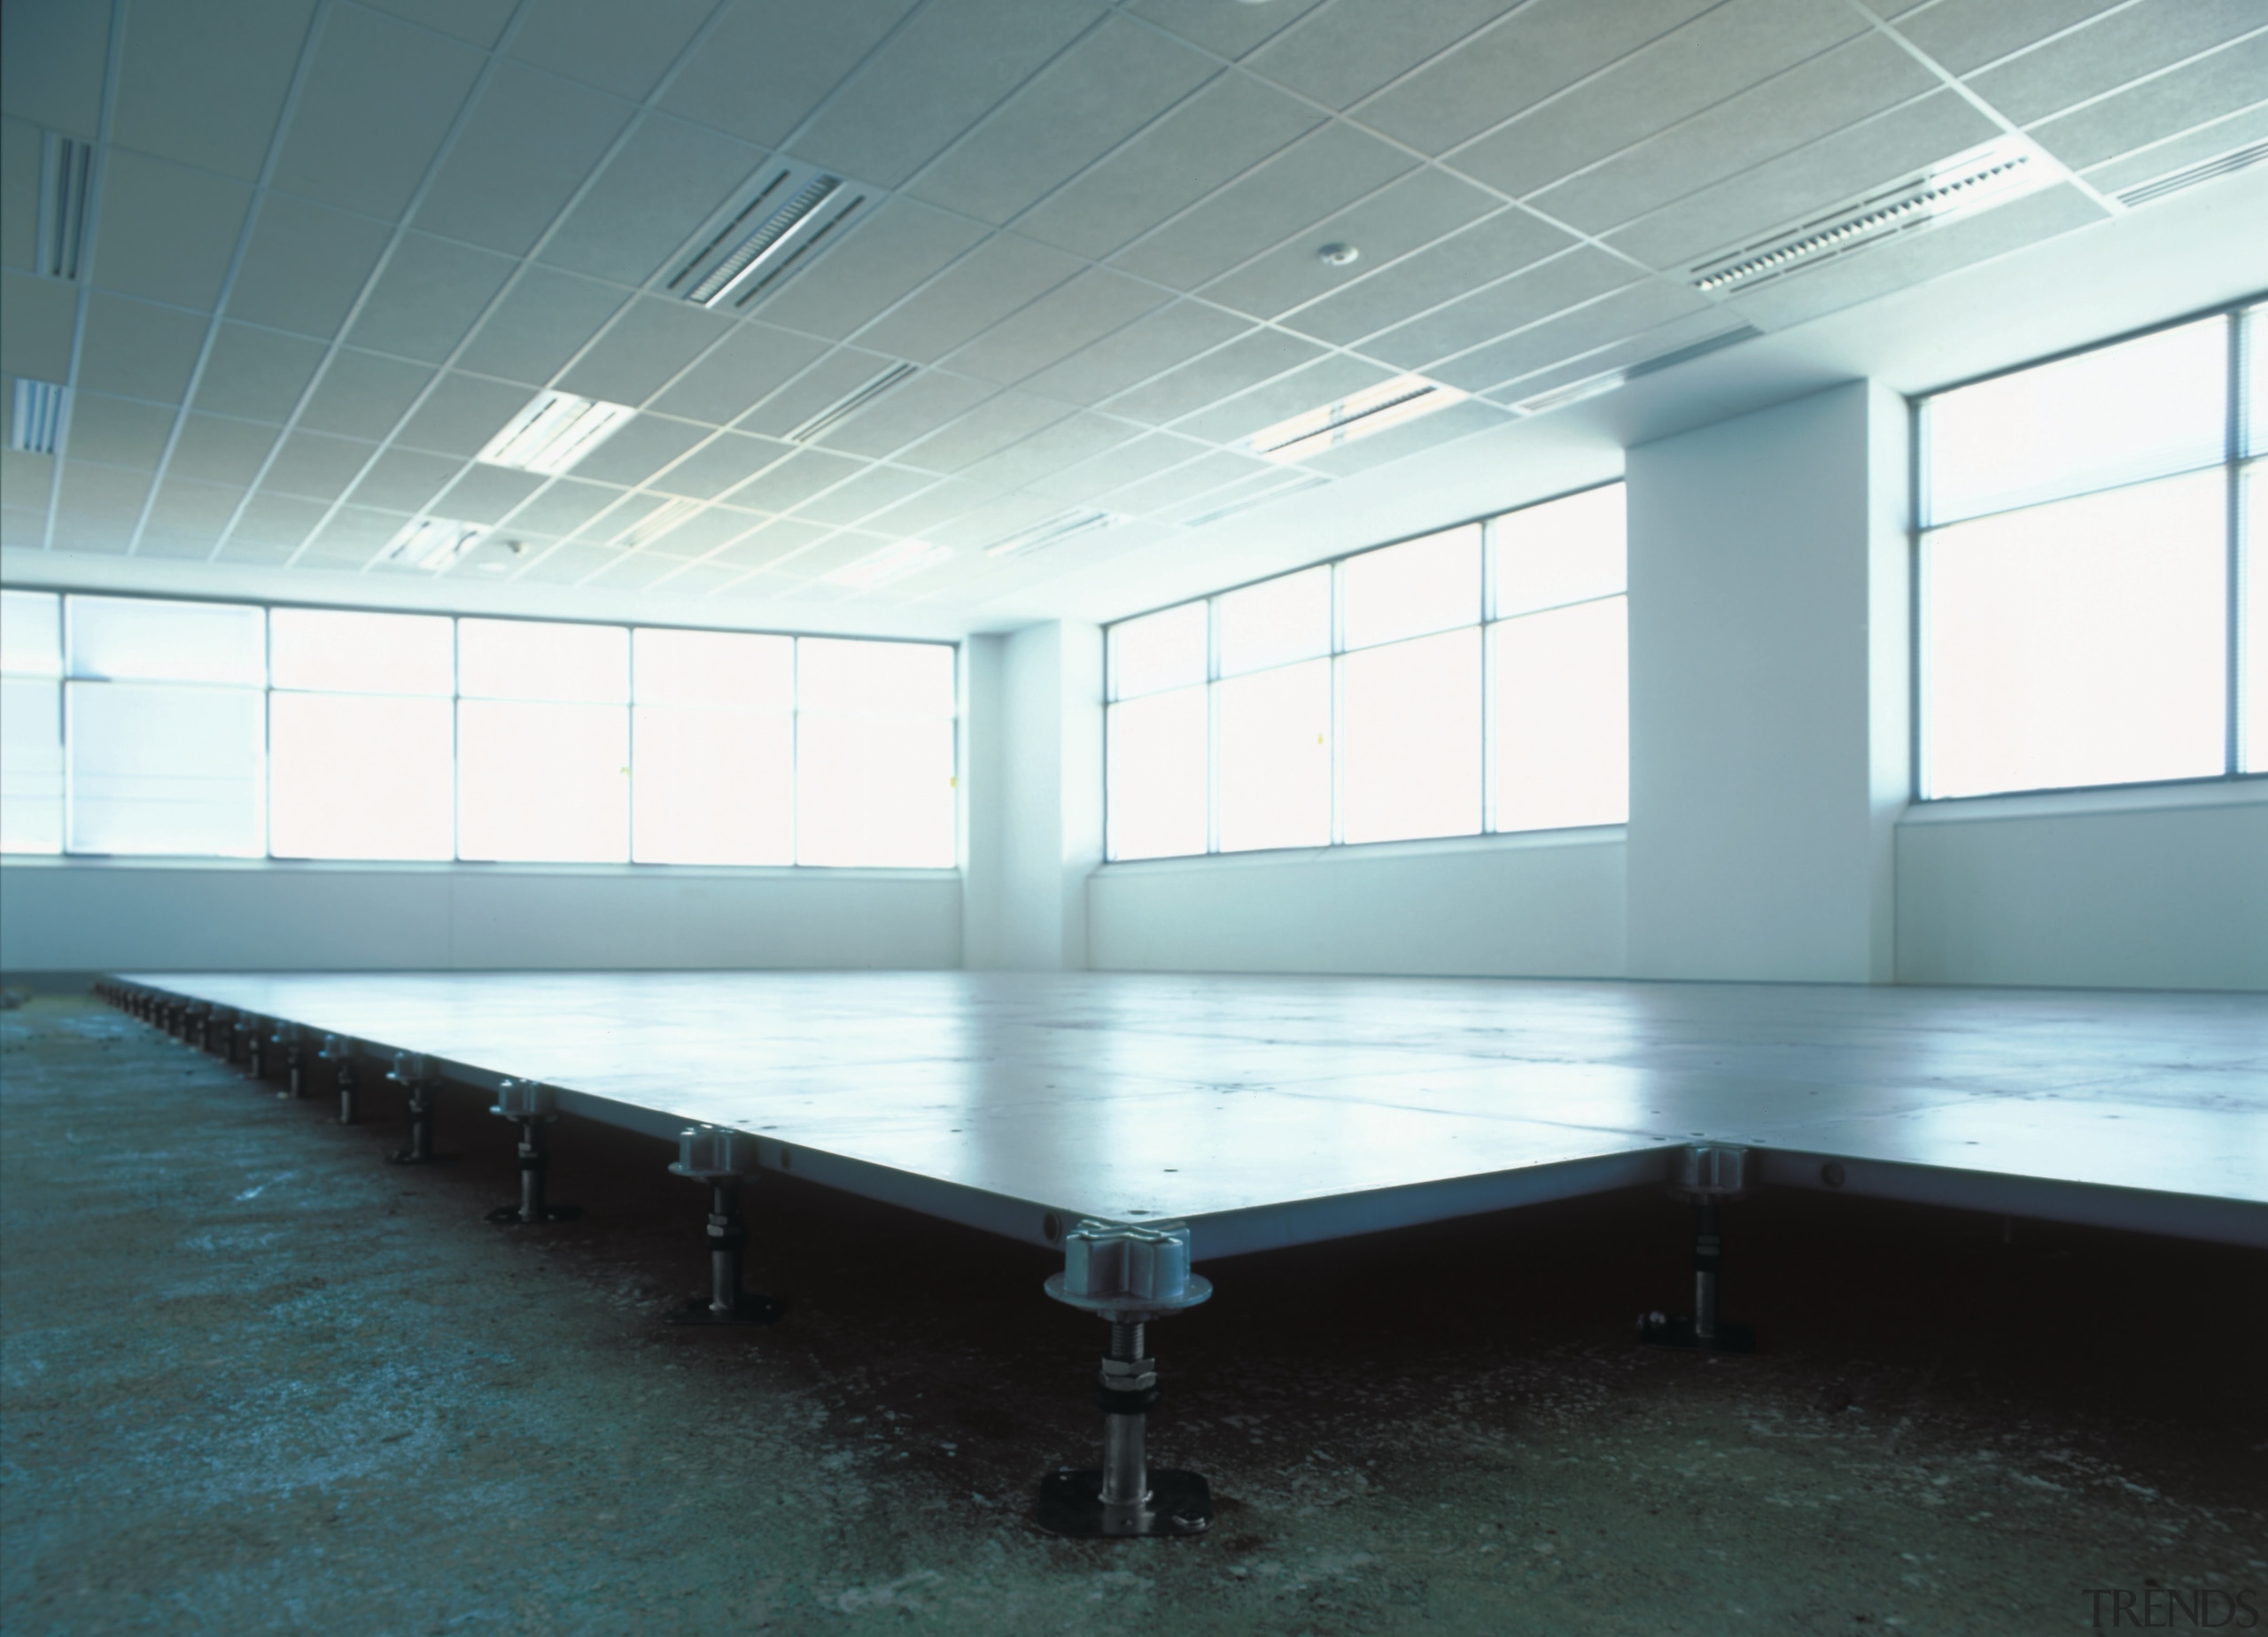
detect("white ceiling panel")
[454,265,631,388]
[1362,248,1651,374]
[294,349,434,440]
[1,268,74,380]
[1283,210,1578,347]
[395,373,531,458]
[1964,0,2260,124]
[661,0,919,150]
[74,295,206,406]
[1428,278,1713,395]
[1888,0,2128,78]
[1359,0,1718,156]
[709,518,831,570]
[1154,467,1314,529]
[269,5,485,221]
[0,119,34,269]
[261,430,379,503]
[415,63,636,257]
[736,349,904,440]
[435,462,548,524]
[1248,0,1522,111]
[1110,122,1417,292]
[293,504,408,569]
[2029,33,2268,173]
[1021,299,1250,406]
[345,446,463,516]
[803,369,994,460]
[540,114,766,289]
[646,560,744,597]
[496,476,629,539]
[722,446,868,513]
[893,388,1073,473]
[856,233,1085,364]
[508,0,715,102]
[1104,327,1325,426]
[651,324,833,427]
[210,535,298,564]
[794,0,1097,189]
[190,323,328,423]
[1448,0,1869,201]
[1291,393,1511,477]
[225,193,392,341]
[514,541,621,584]
[905,17,1214,225]
[854,477,992,538]
[113,0,310,181]
[790,463,936,527]
[361,0,516,49]
[90,149,252,312]
[346,233,517,363]
[1168,353,1397,447]
[229,489,330,548]
[648,431,791,500]
[1014,74,1322,261]
[943,268,1170,386]
[555,296,732,406]
[60,394,175,471]
[1527,34,1943,237]
[1,0,109,140]
[565,415,710,488]
[2082,103,2268,195]
[955,411,1136,491]
[1127,0,1330,60]
[167,415,284,489]
[746,198,987,342]
[570,489,673,544]
[1026,430,1209,502]
[1098,448,1271,516]
[584,548,690,589]
[144,475,247,547]
[1485,306,1756,404]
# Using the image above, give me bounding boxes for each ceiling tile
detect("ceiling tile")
[855,233,1084,364]
[722,446,869,511]
[585,548,692,588]
[89,149,252,311]
[651,324,833,426]
[1127,0,1330,59]
[1888,0,2126,77]
[74,294,206,405]
[659,0,920,150]
[346,232,517,363]
[2029,32,2268,173]
[2,501,50,548]
[454,265,631,387]
[893,388,1071,472]
[167,414,283,488]
[1606,92,2000,270]
[1486,306,1755,403]
[230,488,331,548]
[297,503,409,568]
[541,114,766,289]
[647,560,742,596]
[1281,209,1575,347]
[0,120,32,273]
[509,0,714,101]
[60,393,175,469]
[555,296,733,405]
[493,475,628,537]
[57,460,155,532]
[737,348,905,440]
[1527,34,1941,237]
[416,63,636,257]
[1026,430,1210,502]
[1,0,109,139]
[1202,168,1501,322]
[1111,122,1417,292]
[211,536,299,564]
[361,0,517,48]
[295,349,435,439]
[955,411,1137,490]
[1448,0,1869,200]
[225,193,392,340]
[1169,353,1397,446]
[0,268,74,380]
[905,17,1215,225]
[1292,393,1511,477]
[514,541,619,584]
[714,517,835,569]
[747,198,988,341]
[922,490,1066,551]
[1360,0,1717,156]
[2081,102,2268,195]
[1014,74,1323,260]
[943,268,1169,387]
[1969,0,2264,126]
[1021,299,1251,406]
[1250,0,1520,110]
[795,0,1098,189]
[346,446,464,515]
[648,431,791,500]
[570,489,673,543]
[789,462,937,526]
[262,429,378,501]
[808,371,996,460]
[395,372,531,457]
[1155,466,1314,527]
[565,414,710,487]
[1360,246,1644,370]
[113,0,312,181]
[1426,277,1712,393]
[632,506,764,558]
[1099,449,1271,516]
[433,462,547,524]
[143,475,247,550]
[271,5,485,221]
[191,323,328,422]
[855,478,991,538]
[1103,327,1324,425]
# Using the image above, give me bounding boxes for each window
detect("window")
[0,592,957,868]
[1104,485,1627,861]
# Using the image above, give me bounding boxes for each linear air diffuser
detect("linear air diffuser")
[983,508,1123,559]
[671,166,866,310]
[2117,141,2268,208]
[1235,375,1468,463]
[788,362,915,444]
[1511,325,1760,416]
[9,379,67,454]
[37,134,92,281]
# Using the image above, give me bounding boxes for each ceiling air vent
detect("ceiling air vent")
[670,165,866,310]
[1687,137,2050,297]
[37,134,93,281]
[1179,477,1327,531]
[2116,140,2268,208]
[380,517,485,571]
[1235,375,1468,463]
[788,362,915,444]
[1511,325,1760,416]
[9,379,67,454]
[983,508,1124,560]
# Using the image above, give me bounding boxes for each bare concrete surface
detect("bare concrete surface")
[4,992,2264,1635]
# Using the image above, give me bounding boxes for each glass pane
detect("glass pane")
[0,677,63,852]
[1216,658,1330,851]
[1340,628,1480,844]
[1922,469,2225,797]
[2244,462,2264,772]
[634,627,793,709]
[796,713,956,867]
[66,681,264,855]
[458,618,628,702]
[1341,525,1479,649]
[67,595,264,685]
[1926,316,2227,524]
[1495,485,1625,617]
[1217,567,1329,677]
[798,638,955,717]
[455,700,629,861]
[1110,601,1207,700]
[1493,597,1628,832]
[270,608,454,695]
[1107,687,1208,860]
[269,694,454,860]
[2,589,61,676]
[633,706,794,865]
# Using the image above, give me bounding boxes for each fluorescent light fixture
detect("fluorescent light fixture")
[983,508,1124,559]
[823,539,951,590]
[1236,375,1468,463]
[9,379,66,454]
[614,496,702,550]
[37,132,92,281]
[478,391,635,475]
[381,516,485,571]
[676,171,845,308]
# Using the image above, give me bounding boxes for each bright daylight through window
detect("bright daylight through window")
[1105,485,1627,861]
[0,594,956,869]
[1919,302,2264,798]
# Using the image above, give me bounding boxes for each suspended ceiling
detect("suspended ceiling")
[2,0,2264,638]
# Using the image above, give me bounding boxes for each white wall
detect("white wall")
[0,859,961,973]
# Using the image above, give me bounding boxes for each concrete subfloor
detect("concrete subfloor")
[3,993,2263,1636]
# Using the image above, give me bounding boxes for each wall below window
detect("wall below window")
[1086,829,1627,978]
[0,860,961,975]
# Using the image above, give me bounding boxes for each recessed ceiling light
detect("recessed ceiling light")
[1317,243,1358,267]
[823,539,951,590]
[983,508,1124,559]
[478,391,635,475]
[672,167,865,310]
[1236,375,1468,463]
[9,379,66,454]
[381,517,485,571]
